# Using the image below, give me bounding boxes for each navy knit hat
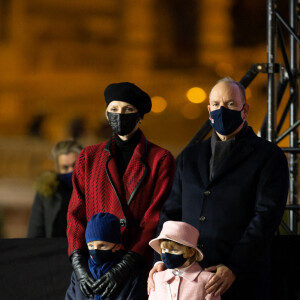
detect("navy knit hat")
[104,82,152,119]
[85,213,121,244]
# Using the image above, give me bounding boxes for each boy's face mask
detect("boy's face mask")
[89,245,117,265]
[162,252,188,269]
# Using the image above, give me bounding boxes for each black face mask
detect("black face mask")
[107,112,140,136]
[59,172,73,190]
[162,252,188,269]
[88,248,117,265]
[210,104,245,135]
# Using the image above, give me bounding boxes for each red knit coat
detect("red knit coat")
[67,132,175,264]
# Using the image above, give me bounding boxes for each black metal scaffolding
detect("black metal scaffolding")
[265,0,299,234]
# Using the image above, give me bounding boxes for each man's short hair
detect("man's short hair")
[51,139,83,163]
[209,77,246,104]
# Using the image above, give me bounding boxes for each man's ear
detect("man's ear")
[243,103,250,120]
[54,157,60,173]
[207,105,212,121]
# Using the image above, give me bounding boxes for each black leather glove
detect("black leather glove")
[92,251,143,298]
[70,249,95,299]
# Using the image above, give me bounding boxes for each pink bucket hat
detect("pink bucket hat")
[149,221,204,261]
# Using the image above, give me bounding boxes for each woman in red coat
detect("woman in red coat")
[67,82,175,300]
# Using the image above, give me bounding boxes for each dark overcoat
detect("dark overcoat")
[159,126,289,300]
[28,182,72,238]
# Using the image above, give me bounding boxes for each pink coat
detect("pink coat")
[148,263,221,300]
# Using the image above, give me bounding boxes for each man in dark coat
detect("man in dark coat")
[148,77,289,300]
[28,139,83,237]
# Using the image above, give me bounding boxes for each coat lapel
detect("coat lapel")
[160,269,176,283]
[123,134,148,205]
[181,263,202,281]
[197,139,211,188]
[104,137,124,202]
[210,129,256,184]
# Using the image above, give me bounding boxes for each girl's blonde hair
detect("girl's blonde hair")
[159,239,201,263]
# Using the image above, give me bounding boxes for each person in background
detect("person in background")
[148,221,220,300]
[65,212,146,300]
[148,77,289,300]
[67,82,176,300]
[28,139,83,238]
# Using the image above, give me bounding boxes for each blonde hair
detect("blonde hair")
[51,139,83,164]
[159,239,201,263]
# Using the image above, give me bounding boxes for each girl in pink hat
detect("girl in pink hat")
[148,221,220,300]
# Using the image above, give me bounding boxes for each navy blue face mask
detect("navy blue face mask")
[89,248,117,265]
[107,112,140,136]
[162,252,188,269]
[210,105,245,136]
[59,172,73,190]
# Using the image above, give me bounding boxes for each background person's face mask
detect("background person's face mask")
[107,112,139,136]
[59,172,73,189]
[210,104,245,135]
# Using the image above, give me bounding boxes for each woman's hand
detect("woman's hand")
[147,262,165,295]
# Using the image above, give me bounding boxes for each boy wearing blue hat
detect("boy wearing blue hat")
[65,212,146,300]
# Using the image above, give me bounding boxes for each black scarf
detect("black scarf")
[210,122,248,179]
[114,129,141,177]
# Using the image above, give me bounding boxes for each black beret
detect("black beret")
[104,82,152,118]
